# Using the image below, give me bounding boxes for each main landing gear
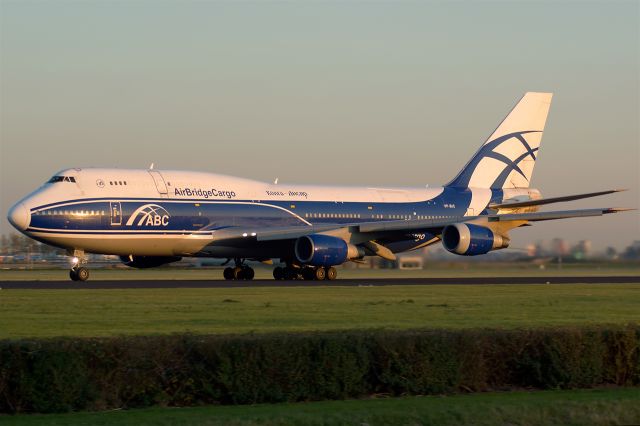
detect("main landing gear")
[223,258,255,281]
[272,265,338,281]
[69,250,90,282]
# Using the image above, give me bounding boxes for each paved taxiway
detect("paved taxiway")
[1,276,639,289]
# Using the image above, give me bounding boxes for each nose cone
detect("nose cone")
[7,202,30,231]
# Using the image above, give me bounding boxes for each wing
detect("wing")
[209,207,631,246]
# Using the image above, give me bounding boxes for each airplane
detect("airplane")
[6,92,630,282]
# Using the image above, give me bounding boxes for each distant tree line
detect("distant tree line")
[0,234,65,257]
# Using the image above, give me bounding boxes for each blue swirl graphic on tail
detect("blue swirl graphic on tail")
[446,130,541,188]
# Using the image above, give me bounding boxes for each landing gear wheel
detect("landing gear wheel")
[223,267,234,280]
[314,267,326,281]
[75,267,89,282]
[273,266,284,280]
[326,267,337,281]
[69,269,79,281]
[242,266,255,280]
[233,267,244,280]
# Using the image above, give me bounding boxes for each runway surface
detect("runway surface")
[1,276,639,289]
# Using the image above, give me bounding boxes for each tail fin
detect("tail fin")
[446,92,553,189]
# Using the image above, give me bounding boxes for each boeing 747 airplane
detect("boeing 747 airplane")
[7,92,630,281]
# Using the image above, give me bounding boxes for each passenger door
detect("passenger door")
[110,202,122,226]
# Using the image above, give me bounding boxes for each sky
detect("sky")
[0,1,638,250]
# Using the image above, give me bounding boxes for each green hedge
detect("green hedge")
[1,326,638,413]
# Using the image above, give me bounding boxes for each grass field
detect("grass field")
[2,283,639,338]
[3,388,639,426]
[1,262,639,281]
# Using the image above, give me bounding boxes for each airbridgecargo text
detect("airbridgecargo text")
[174,188,236,199]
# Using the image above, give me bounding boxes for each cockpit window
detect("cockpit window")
[48,176,76,183]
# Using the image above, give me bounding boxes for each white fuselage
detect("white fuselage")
[9,167,538,258]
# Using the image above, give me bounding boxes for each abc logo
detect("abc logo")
[125,204,170,227]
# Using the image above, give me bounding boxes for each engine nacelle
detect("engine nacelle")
[120,255,182,269]
[295,234,362,267]
[442,223,510,256]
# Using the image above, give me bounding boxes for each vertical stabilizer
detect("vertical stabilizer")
[446,92,553,189]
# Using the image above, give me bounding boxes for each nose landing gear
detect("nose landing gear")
[70,267,90,281]
[69,250,89,281]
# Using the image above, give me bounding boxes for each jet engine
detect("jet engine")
[442,223,509,256]
[294,234,363,267]
[120,255,182,269]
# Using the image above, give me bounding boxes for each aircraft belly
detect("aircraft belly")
[198,240,294,259]
[29,232,210,257]
[382,235,439,253]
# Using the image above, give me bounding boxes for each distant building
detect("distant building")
[397,256,423,270]
[622,241,640,260]
[551,238,570,257]
[571,240,592,260]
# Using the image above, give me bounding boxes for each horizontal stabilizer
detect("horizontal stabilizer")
[486,207,633,223]
[490,189,626,210]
